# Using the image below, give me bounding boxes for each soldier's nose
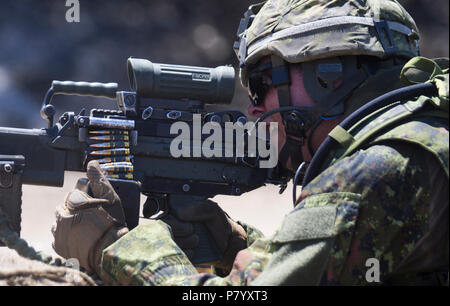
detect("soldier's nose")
[247,103,266,118]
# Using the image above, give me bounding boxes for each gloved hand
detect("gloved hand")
[51,161,129,275]
[161,200,247,274]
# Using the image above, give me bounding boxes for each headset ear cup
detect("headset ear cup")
[302,57,343,104]
[302,56,368,117]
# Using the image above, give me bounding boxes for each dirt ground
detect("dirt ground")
[18,171,295,256]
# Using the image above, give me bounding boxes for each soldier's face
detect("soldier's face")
[247,58,316,156]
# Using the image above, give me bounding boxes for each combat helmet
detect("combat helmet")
[233,0,421,173]
[235,0,419,85]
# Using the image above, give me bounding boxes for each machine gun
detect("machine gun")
[0,58,284,265]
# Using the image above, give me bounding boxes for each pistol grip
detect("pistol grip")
[108,179,141,230]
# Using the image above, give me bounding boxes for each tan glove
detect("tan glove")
[161,200,247,274]
[51,161,129,275]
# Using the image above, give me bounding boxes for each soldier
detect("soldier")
[52,0,449,285]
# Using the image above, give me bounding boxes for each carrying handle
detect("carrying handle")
[41,80,118,128]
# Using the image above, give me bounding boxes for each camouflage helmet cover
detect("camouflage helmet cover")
[237,0,420,85]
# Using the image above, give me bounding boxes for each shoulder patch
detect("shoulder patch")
[273,192,361,243]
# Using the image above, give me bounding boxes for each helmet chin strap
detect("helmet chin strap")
[270,55,307,175]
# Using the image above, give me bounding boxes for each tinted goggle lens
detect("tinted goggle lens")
[248,74,270,106]
[247,62,273,106]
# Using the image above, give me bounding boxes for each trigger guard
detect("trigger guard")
[144,196,169,220]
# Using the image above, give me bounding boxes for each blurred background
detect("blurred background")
[0,0,448,129]
[0,1,448,254]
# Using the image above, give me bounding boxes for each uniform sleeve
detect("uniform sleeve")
[99,219,272,286]
[238,221,265,246]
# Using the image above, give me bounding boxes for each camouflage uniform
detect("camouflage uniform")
[98,63,448,286]
[98,0,448,285]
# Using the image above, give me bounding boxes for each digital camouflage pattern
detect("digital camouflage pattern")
[293,128,448,284]
[100,220,272,286]
[239,0,420,84]
[100,220,197,286]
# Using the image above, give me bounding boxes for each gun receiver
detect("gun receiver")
[0,58,282,264]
